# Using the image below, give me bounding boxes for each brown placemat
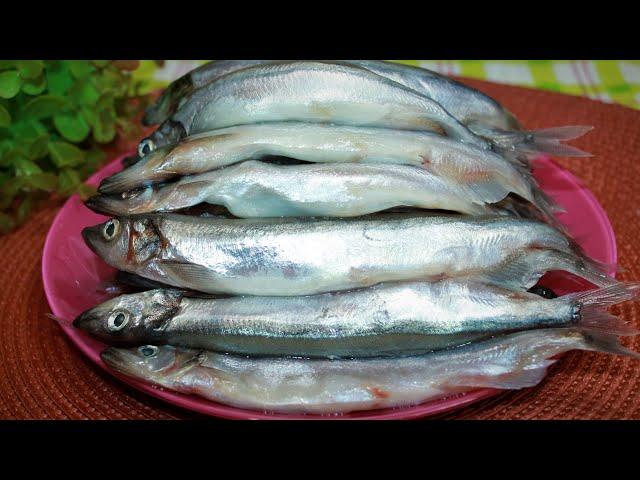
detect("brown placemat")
[1,78,639,420]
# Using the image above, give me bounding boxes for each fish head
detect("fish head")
[138,119,187,157]
[85,187,160,216]
[82,216,164,268]
[73,289,183,343]
[101,344,202,385]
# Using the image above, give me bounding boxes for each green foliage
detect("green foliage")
[0,60,152,234]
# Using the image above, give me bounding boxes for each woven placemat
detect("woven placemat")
[1,78,639,420]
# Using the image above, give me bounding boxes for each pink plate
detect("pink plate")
[42,153,617,420]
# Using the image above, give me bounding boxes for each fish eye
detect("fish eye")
[102,219,120,241]
[138,139,155,157]
[107,310,129,331]
[139,345,158,358]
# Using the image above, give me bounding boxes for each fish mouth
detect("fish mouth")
[101,347,140,377]
[85,195,123,216]
[81,225,101,254]
[86,194,145,216]
[72,310,92,329]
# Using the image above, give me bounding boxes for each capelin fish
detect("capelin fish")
[143,60,268,126]
[101,327,640,414]
[75,281,640,359]
[137,61,490,156]
[340,60,593,158]
[87,160,516,218]
[81,213,616,296]
[99,123,533,195]
[142,60,591,158]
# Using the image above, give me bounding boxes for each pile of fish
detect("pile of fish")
[71,60,639,415]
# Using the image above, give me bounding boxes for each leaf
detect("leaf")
[21,95,70,120]
[93,110,116,143]
[0,71,21,99]
[0,147,28,167]
[57,168,81,195]
[46,63,73,96]
[91,60,110,68]
[69,78,100,106]
[48,141,86,168]
[69,61,96,79]
[85,147,106,166]
[14,156,43,176]
[27,133,50,160]
[78,183,96,200]
[0,104,10,127]
[10,120,47,141]
[22,172,57,192]
[79,105,97,127]
[22,74,47,96]
[17,60,44,80]
[53,113,90,142]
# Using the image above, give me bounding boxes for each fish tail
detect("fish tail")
[494,125,594,157]
[479,248,618,291]
[578,329,640,359]
[560,282,640,336]
[449,326,640,392]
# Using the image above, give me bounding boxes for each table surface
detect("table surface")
[134,60,640,111]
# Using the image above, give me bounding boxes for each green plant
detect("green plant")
[0,60,153,233]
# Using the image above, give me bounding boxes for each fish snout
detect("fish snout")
[101,347,138,376]
[81,225,102,254]
[85,195,122,216]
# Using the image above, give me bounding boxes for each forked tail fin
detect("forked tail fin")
[559,283,640,336]
[487,125,594,157]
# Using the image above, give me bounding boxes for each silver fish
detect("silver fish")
[100,123,533,196]
[87,160,515,218]
[81,213,615,296]
[143,60,516,130]
[138,61,489,156]
[101,326,640,414]
[75,282,639,359]
[143,60,268,126]
[143,60,591,157]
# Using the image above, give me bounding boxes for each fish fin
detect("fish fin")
[490,125,594,157]
[579,330,640,359]
[499,192,570,236]
[563,283,640,336]
[479,248,619,291]
[451,360,556,390]
[570,282,640,308]
[158,261,218,293]
[459,179,513,206]
[535,249,619,289]
[577,312,639,336]
[529,125,595,141]
[477,253,546,290]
